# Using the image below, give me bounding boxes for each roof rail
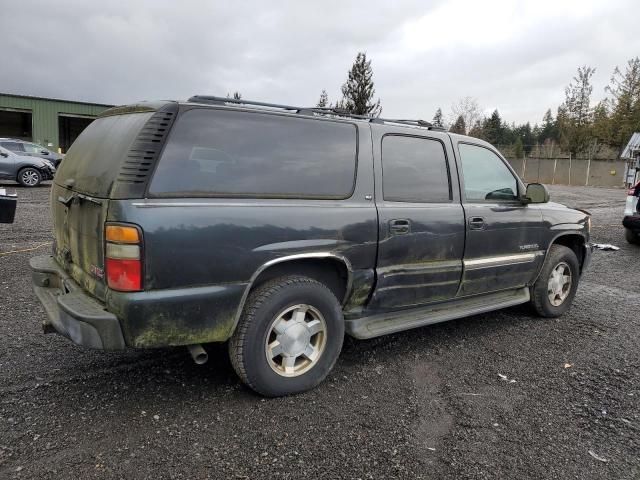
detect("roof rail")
[188,95,448,131]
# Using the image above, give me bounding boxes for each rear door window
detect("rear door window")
[0,142,25,152]
[381,135,451,202]
[149,109,358,198]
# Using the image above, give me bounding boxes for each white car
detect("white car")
[623,182,640,244]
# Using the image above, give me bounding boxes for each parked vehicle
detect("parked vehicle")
[30,96,593,396]
[0,145,55,187]
[0,138,64,167]
[0,188,17,223]
[623,181,640,244]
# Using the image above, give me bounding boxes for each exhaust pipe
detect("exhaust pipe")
[187,344,208,365]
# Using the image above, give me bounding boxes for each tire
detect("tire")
[625,228,640,245]
[530,244,580,318]
[229,275,344,397]
[17,167,42,187]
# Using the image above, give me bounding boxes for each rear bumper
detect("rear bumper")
[30,255,247,349]
[29,255,126,350]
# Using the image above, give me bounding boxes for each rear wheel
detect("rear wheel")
[229,275,344,397]
[17,167,42,187]
[530,244,580,318]
[625,228,640,245]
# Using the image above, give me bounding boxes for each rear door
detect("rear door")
[455,141,545,296]
[369,126,465,311]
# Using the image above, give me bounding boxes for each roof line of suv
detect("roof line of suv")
[187,95,448,132]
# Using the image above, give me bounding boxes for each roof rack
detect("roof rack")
[188,95,447,131]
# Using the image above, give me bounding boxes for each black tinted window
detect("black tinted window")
[459,144,518,201]
[382,135,451,202]
[150,109,357,198]
[0,142,25,152]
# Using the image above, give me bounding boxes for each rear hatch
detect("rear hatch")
[51,104,177,301]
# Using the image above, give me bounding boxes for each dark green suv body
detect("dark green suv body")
[31,96,592,396]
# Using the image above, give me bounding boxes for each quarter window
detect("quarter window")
[381,135,451,203]
[458,144,518,201]
[150,109,358,198]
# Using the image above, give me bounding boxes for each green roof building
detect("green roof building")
[0,93,113,153]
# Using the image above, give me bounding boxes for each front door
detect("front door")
[456,142,545,296]
[0,147,15,179]
[369,129,465,311]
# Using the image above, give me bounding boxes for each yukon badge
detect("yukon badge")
[519,244,539,251]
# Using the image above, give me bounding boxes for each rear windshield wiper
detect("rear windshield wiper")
[57,192,103,207]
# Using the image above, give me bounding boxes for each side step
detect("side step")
[345,287,530,339]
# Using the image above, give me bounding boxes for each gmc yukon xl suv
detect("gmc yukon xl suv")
[30,96,592,396]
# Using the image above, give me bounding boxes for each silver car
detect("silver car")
[0,145,55,187]
[0,138,64,167]
[623,182,640,244]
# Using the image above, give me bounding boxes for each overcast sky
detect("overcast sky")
[2,0,639,125]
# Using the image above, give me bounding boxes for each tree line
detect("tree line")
[445,59,640,158]
[242,52,640,159]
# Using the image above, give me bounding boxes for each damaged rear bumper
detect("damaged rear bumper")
[29,255,126,350]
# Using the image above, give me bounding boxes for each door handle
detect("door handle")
[468,216,486,230]
[389,219,411,235]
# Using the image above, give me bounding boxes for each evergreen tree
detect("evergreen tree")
[483,109,504,145]
[432,108,444,128]
[227,91,242,100]
[606,57,640,150]
[540,109,557,143]
[468,120,484,139]
[559,66,596,153]
[449,115,466,135]
[316,89,329,108]
[339,52,382,117]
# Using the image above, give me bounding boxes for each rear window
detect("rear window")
[149,109,358,198]
[55,112,154,197]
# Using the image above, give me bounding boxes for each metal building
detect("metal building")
[0,93,112,153]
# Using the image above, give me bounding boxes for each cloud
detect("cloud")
[1,0,639,124]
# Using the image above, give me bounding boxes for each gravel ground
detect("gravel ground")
[0,182,638,479]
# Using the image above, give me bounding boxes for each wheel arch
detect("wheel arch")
[533,232,588,283]
[231,253,353,333]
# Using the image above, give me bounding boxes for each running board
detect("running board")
[345,287,530,339]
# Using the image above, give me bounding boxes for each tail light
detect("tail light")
[628,181,640,196]
[105,223,143,292]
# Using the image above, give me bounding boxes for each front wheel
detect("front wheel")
[625,228,640,245]
[229,275,344,397]
[17,167,42,187]
[530,245,580,318]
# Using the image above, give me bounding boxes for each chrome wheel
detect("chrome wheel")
[547,262,572,307]
[265,304,327,377]
[20,169,40,186]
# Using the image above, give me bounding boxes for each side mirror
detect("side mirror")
[41,150,49,155]
[0,152,8,158]
[525,183,550,204]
